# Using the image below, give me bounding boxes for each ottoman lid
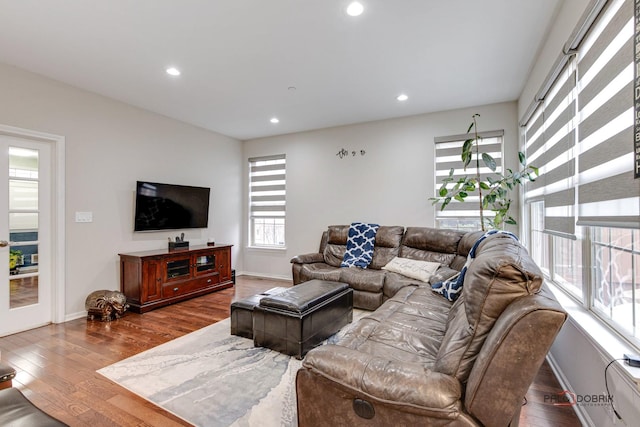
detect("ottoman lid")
[231,287,289,310]
[259,280,349,313]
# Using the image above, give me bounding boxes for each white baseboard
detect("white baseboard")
[236,271,291,281]
[546,353,594,427]
[64,311,87,322]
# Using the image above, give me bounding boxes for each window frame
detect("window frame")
[433,130,505,231]
[248,154,286,249]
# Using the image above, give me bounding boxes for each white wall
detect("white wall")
[0,62,244,318]
[518,0,640,425]
[242,101,518,278]
[518,0,591,121]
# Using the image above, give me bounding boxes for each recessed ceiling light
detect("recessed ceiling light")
[346,2,364,17]
[166,67,181,76]
[396,94,409,101]
[270,118,280,124]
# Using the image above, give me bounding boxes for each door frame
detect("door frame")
[0,124,65,324]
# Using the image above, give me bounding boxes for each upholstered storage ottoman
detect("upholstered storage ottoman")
[230,287,288,338]
[253,280,353,359]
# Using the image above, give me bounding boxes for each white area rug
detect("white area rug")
[98,310,367,427]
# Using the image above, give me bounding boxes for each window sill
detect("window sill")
[547,282,640,389]
[246,245,287,252]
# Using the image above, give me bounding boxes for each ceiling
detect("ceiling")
[0,0,562,140]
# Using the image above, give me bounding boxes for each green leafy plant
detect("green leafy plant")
[431,114,538,231]
[9,248,22,270]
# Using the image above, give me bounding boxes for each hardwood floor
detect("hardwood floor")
[0,275,581,426]
[9,275,38,308]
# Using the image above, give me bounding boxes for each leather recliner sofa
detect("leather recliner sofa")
[292,226,567,426]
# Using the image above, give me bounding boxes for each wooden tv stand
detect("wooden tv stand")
[119,244,233,313]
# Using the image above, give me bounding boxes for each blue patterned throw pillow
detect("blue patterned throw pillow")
[341,222,380,269]
[431,273,463,302]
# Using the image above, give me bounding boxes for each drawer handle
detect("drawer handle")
[207,279,212,283]
[173,287,179,292]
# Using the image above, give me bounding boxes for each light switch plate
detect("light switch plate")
[75,212,93,223]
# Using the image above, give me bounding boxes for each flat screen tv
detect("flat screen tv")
[134,181,210,232]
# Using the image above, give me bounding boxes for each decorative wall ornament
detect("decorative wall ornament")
[336,148,366,159]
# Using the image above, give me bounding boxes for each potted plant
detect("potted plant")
[9,248,22,273]
[431,114,538,231]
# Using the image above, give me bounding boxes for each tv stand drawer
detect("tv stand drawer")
[162,274,220,298]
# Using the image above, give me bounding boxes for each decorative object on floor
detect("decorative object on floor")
[341,222,379,268]
[430,114,538,230]
[98,311,367,427]
[85,290,129,321]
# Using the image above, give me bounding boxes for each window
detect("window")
[521,0,640,348]
[529,201,549,275]
[248,155,286,248]
[592,227,640,342]
[552,234,583,299]
[434,130,504,231]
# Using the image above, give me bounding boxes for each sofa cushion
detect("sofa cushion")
[382,257,440,282]
[399,227,465,267]
[337,286,452,365]
[352,290,383,311]
[434,233,543,382]
[429,266,460,285]
[323,225,349,267]
[449,230,484,271]
[339,268,385,293]
[369,226,404,269]
[341,222,379,269]
[383,272,418,299]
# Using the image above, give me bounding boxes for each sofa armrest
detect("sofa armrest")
[302,345,461,414]
[464,291,567,427]
[290,252,325,264]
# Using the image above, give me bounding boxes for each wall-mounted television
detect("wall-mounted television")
[134,181,210,232]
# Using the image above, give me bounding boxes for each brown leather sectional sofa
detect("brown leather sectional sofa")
[292,226,567,426]
[292,226,472,310]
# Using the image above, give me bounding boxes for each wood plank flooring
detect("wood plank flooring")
[0,275,582,426]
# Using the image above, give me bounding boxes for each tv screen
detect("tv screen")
[134,181,210,232]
